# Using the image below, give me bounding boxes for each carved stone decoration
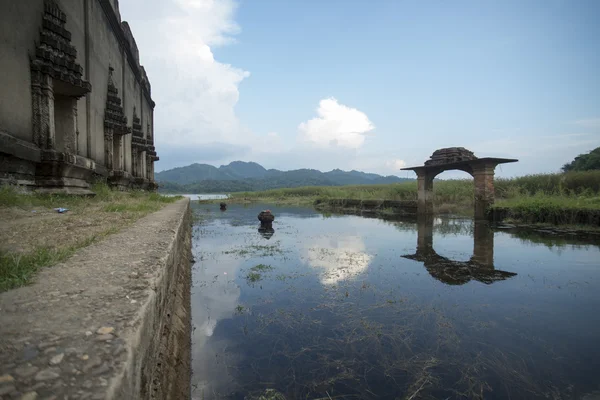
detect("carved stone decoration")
[31,0,91,150]
[145,153,155,183]
[145,134,158,181]
[146,153,152,181]
[131,147,138,177]
[103,66,128,170]
[131,107,147,178]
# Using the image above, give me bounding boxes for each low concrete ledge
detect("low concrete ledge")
[0,130,41,163]
[0,198,192,399]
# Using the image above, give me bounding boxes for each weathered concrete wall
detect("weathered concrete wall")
[0,0,159,191]
[123,64,140,174]
[88,0,125,165]
[60,0,88,157]
[0,1,42,142]
[0,198,192,399]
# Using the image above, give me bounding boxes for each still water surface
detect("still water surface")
[191,202,600,400]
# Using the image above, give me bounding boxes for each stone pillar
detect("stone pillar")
[32,74,56,150]
[131,148,138,177]
[113,136,123,170]
[104,131,114,170]
[73,102,79,155]
[141,150,147,179]
[471,221,494,268]
[146,155,153,180]
[416,170,435,215]
[42,76,56,150]
[472,163,496,220]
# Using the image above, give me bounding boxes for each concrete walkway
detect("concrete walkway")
[0,198,192,400]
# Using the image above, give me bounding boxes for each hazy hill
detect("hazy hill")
[155,161,412,193]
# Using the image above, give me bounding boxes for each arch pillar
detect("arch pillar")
[416,170,435,215]
[473,162,497,220]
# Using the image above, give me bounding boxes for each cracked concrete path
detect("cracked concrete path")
[0,198,192,400]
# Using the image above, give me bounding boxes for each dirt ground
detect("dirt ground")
[0,205,140,254]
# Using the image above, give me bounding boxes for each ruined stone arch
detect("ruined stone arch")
[402,147,518,219]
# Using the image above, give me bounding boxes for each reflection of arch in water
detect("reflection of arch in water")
[402,215,516,285]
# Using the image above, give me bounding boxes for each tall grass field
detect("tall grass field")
[229,171,600,219]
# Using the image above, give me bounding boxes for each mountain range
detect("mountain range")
[155,161,412,193]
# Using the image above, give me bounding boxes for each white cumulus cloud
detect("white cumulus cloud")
[119,0,250,150]
[298,98,375,149]
[385,159,407,170]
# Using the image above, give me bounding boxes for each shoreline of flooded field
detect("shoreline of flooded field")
[190,202,600,400]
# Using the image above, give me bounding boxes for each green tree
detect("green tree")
[562,147,600,172]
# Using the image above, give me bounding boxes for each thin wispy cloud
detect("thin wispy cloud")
[573,118,600,129]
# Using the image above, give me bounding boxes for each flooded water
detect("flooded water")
[190,202,600,400]
[181,194,229,201]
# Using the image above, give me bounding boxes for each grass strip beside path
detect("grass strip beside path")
[0,184,181,292]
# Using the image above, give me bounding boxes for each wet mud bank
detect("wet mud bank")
[489,207,600,228]
[314,198,418,215]
[0,198,192,399]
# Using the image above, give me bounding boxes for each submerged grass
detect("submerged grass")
[251,264,274,272]
[234,287,564,399]
[0,183,181,291]
[245,264,275,284]
[194,199,595,399]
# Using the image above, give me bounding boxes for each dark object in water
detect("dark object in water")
[258,210,275,226]
[220,202,227,210]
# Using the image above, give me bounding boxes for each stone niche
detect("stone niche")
[104,66,132,190]
[30,0,96,194]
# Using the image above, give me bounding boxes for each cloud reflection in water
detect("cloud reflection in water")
[303,236,372,285]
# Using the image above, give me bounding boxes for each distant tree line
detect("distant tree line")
[562,147,600,172]
[158,177,413,193]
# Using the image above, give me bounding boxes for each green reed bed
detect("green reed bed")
[229,171,600,223]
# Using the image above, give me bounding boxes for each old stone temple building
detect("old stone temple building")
[0,0,159,194]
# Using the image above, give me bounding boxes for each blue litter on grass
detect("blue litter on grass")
[54,208,69,213]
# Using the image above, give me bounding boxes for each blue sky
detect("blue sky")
[122,0,600,177]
